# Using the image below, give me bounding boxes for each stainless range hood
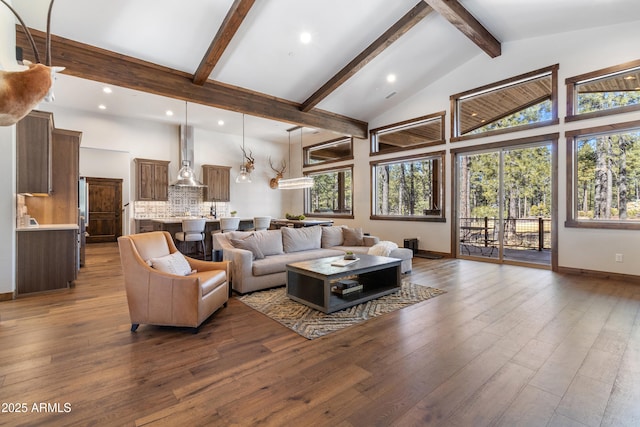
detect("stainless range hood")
[171,125,206,187]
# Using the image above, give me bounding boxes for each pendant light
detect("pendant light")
[235,114,252,184]
[278,127,313,190]
[172,101,205,187]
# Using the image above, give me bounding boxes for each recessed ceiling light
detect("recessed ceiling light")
[300,32,311,44]
[624,75,636,80]
[166,110,174,116]
[98,104,106,110]
[471,112,478,117]
[386,74,396,83]
[218,120,225,126]
[102,87,112,94]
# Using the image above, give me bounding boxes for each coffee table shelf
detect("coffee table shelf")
[286,254,401,314]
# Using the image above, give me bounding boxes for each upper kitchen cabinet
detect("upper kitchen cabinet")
[202,165,231,201]
[134,158,170,201]
[17,110,53,195]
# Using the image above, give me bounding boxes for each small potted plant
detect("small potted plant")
[230,210,237,217]
[344,251,356,260]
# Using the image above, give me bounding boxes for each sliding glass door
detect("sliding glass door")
[456,142,553,266]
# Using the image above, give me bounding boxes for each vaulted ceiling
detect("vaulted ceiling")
[8,0,640,142]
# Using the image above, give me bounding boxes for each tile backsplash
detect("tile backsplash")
[133,186,229,219]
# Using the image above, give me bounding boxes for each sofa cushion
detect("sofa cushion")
[230,234,264,260]
[254,229,284,256]
[321,226,344,248]
[252,248,344,276]
[343,227,364,246]
[149,251,192,276]
[281,226,322,253]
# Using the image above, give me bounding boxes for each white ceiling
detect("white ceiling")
[8,0,640,143]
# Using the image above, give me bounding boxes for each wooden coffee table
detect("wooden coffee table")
[286,254,401,313]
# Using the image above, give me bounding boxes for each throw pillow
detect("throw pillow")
[281,226,322,252]
[230,233,265,260]
[149,252,192,276]
[321,226,344,248]
[342,227,364,246]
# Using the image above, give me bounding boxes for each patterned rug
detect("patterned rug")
[237,281,446,339]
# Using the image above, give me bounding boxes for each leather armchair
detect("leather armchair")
[117,231,230,332]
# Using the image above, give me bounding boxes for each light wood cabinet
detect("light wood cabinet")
[134,158,170,201]
[16,110,53,195]
[202,164,231,201]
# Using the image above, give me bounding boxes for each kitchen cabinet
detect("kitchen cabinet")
[16,226,78,295]
[16,110,53,195]
[135,219,155,233]
[202,164,231,201]
[23,128,81,225]
[134,158,170,201]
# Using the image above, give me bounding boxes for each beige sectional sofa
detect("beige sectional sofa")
[212,225,413,294]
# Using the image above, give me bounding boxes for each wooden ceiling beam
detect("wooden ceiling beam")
[192,0,255,86]
[424,0,501,58]
[17,27,368,138]
[300,2,433,113]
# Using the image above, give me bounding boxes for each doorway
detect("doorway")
[454,139,556,269]
[86,177,123,243]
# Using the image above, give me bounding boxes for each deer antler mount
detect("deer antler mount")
[269,157,287,189]
[241,146,255,172]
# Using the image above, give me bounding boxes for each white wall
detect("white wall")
[0,1,17,295]
[361,20,640,275]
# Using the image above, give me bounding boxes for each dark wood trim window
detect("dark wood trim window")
[370,151,445,222]
[370,111,445,156]
[303,165,354,219]
[565,119,640,230]
[451,65,559,142]
[565,58,640,123]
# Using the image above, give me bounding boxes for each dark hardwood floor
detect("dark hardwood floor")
[1,243,639,426]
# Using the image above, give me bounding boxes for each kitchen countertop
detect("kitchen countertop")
[150,217,253,224]
[17,223,79,231]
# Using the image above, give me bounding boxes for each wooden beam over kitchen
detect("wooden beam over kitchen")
[192,0,256,86]
[300,2,433,113]
[17,27,368,138]
[425,0,501,58]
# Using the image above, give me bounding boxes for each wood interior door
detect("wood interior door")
[87,177,123,243]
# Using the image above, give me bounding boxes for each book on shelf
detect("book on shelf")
[331,257,359,267]
[331,280,363,295]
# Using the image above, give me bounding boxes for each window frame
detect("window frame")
[303,164,354,219]
[370,151,446,222]
[303,136,354,167]
[451,65,559,142]
[565,58,640,123]
[565,118,640,230]
[369,111,445,156]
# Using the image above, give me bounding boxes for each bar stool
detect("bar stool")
[175,218,207,259]
[220,217,240,233]
[253,216,271,231]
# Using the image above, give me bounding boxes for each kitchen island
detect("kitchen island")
[150,217,254,258]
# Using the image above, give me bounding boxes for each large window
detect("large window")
[304,166,353,218]
[567,120,640,229]
[566,58,640,121]
[371,152,444,221]
[451,65,558,141]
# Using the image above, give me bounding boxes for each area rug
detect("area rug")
[237,281,446,339]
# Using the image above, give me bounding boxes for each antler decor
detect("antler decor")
[0,0,65,126]
[241,146,255,172]
[268,157,287,189]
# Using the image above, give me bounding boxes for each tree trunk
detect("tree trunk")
[381,166,389,215]
[594,136,609,219]
[619,136,628,219]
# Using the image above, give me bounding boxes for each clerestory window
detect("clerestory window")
[451,65,558,141]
